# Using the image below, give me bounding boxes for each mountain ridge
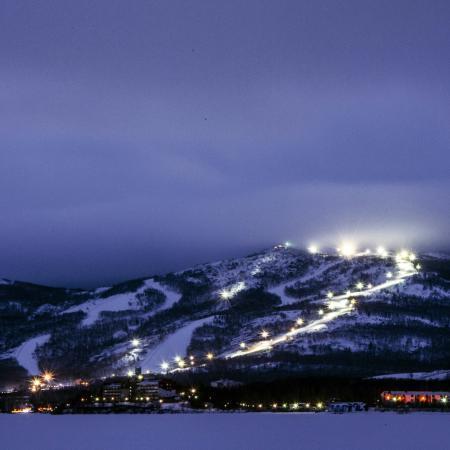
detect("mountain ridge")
[1,244,449,387]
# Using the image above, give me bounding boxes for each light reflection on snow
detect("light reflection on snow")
[219,281,246,300]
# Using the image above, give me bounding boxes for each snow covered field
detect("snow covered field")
[0,412,449,450]
[9,334,50,374]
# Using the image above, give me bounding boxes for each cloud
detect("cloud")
[0,0,448,285]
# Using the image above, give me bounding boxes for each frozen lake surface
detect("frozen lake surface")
[0,412,449,450]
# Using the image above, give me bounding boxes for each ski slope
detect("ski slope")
[268,260,341,305]
[62,279,181,326]
[11,334,50,375]
[140,317,213,373]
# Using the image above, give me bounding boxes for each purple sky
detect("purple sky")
[1,0,449,287]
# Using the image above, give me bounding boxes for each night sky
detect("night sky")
[1,1,449,287]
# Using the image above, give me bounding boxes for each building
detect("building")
[381,391,450,405]
[102,383,129,402]
[101,374,159,403]
[210,379,244,389]
[328,402,366,413]
[134,379,159,403]
[0,393,32,413]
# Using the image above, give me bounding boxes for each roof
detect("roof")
[382,391,450,396]
[103,383,122,388]
[137,380,159,386]
[329,402,365,406]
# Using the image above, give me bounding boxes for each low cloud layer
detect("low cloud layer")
[0,0,449,286]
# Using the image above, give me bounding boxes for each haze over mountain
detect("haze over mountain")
[1,0,449,287]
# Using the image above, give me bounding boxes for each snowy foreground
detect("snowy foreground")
[1,412,449,450]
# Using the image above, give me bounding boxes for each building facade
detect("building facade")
[134,379,159,402]
[381,391,449,405]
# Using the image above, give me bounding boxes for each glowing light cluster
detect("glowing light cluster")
[327,298,350,310]
[31,377,41,388]
[29,371,56,392]
[219,281,246,300]
[338,241,357,258]
[308,244,319,255]
[42,371,54,383]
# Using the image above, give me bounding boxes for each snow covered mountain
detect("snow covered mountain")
[1,245,450,385]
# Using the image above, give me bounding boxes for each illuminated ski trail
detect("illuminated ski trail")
[159,249,418,371]
[224,252,417,359]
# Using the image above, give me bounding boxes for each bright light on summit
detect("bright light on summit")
[308,244,319,254]
[339,242,357,257]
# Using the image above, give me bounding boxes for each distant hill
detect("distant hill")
[1,245,449,387]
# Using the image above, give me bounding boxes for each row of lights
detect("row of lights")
[308,242,418,263]
[238,401,324,410]
[160,352,215,372]
[386,394,447,404]
[237,316,306,350]
[128,338,216,374]
[93,396,155,402]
